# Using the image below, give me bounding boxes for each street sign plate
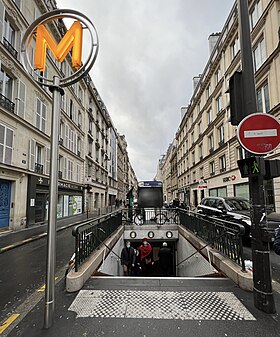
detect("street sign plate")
[237,113,280,154]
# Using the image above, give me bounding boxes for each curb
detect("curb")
[0,220,85,254]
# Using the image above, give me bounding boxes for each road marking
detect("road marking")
[21,238,32,243]
[0,245,15,252]
[37,277,58,292]
[0,314,20,334]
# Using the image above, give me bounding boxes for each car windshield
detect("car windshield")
[225,198,250,211]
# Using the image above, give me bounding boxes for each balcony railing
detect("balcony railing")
[3,37,18,59]
[58,171,63,179]
[0,93,15,113]
[35,163,44,174]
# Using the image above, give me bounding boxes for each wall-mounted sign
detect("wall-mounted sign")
[223,175,237,183]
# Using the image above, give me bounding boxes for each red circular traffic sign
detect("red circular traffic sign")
[237,113,280,154]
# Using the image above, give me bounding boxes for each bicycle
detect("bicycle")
[154,208,180,225]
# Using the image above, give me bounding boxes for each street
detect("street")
[0,227,74,322]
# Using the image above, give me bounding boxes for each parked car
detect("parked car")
[197,196,280,244]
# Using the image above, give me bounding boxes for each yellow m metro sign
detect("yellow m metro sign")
[34,21,83,72]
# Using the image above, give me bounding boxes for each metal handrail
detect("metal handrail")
[178,209,246,271]
[72,210,122,271]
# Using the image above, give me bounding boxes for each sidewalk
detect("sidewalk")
[3,276,280,337]
[0,209,116,253]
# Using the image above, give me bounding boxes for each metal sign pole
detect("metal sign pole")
[44,76,63,328]
[238,0,275,313]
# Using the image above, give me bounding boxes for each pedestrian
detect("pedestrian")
[273,228,280,255]
[138,238,154,276]
[158,242,172,276]
[121,241,135,276]
[132,249,141,276]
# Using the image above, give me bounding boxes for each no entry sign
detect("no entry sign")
[237,113,280,155]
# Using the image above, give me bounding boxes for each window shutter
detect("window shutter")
[64,157,67,179]
[29,139,36,171]
[0,2,4,42]
[42,102,46,132]
[45,147,50,175]
[15,79,26,118]
[4,128,13,165]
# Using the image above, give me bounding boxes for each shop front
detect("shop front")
[27,175,84,226]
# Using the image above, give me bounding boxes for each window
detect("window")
[67,159,73,181]
[208,133,214,151]
[253,37,266,71]
[0,123,13,165]
[0,68,13,100]
[209,161,215,176]
[4,17,15,47]
[78,111,82,127]
[198,121,202,135]
[207,109,212,124]
[36,98,47,132]
[216,94,222,113]
[256,82,270,113]
[231,36,239,59]
[217,125,224,145]
[192,150,195,165]
[249,0,262,30]
[191,132,194,144]
[215,67,221,84]
[219,155,226,172]
[200,167,204,178]
[237,146,246,160]
[89,117,93,134]
[15,80,26,118]
[199,143,203,159]
[76,164,81,183]
[206,85,211,98]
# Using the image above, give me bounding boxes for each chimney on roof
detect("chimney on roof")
[193,75,202,91]
[208,33,221,55]
[181,106,188,119]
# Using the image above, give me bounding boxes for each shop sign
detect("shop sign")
[223,175,237,183]
[198,179,207,189]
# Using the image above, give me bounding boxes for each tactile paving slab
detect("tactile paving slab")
[68,289,255,321]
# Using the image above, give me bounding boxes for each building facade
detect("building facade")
[0,0,137,230]
[159,0,280,211]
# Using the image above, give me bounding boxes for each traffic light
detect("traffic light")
[264,160,280,179]
[237,157,265,178]
[229,71,245,126]
[238,157,280,179]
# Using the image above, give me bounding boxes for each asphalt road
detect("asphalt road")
[0,227,74,322]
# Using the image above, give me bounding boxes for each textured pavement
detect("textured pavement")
[4,276,280,337]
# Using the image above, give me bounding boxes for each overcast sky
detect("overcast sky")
[57,0,235,181]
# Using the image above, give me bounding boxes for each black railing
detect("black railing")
[122,208,180,225]
[58,171,62,179]
[178,209,246,271]
[72,210,122,271]
[0,93,15,113]
[35,163,44,174]
[3,37,18,59]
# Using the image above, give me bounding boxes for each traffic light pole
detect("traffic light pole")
[238,0,275,313]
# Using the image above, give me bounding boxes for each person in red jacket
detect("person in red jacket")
[138,238,154,276]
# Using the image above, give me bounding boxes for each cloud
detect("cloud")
[58,0,235,180]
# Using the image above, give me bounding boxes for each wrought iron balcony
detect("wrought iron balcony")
[3,37,18,59]
[0,93,15,113]
[35,163,44,174]
[58,171,63,179]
